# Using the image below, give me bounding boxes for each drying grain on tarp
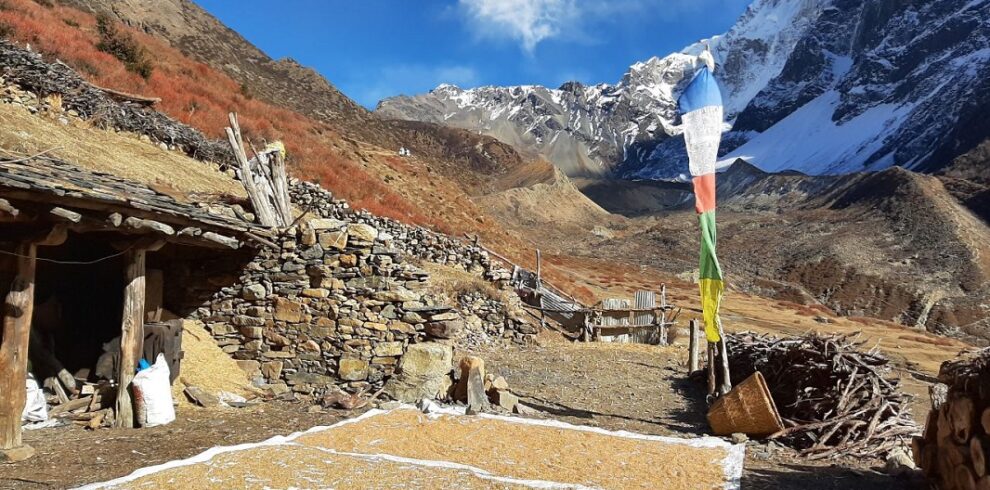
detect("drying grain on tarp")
[95,445,531,490]
[295,408,733,489]
[170,320,252,408]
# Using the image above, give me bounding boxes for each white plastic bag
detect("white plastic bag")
[132,353,175,427]
[22,374,48,423]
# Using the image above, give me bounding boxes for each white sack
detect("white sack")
[132,353,175,427]
[22,374,48,423]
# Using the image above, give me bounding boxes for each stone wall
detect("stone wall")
[183,181,536,400]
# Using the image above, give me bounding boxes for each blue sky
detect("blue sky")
[197,0,751,109]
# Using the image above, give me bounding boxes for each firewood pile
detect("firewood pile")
[914,348,990,489]
[725,332,919,459]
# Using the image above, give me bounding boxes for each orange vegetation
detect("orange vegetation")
[0,0,428,224]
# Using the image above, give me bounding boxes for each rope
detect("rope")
[0,245,132,265]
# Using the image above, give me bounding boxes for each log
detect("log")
[114,248,146,428]
[973,437,988,477]
[978,476,990,490]
[0,242,36,451]
[953,397,976,444]
[49,396,93,416]
[958,464,978,490]
[982,408,990,436]
[940,406,955,443]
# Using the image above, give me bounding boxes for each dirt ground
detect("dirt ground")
[0,326,952,489]
[0,402,347,489]
[469,333,934,490]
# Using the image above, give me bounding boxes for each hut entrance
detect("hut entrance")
[30,233,126,384]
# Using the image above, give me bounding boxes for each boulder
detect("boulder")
[384,342,453,403]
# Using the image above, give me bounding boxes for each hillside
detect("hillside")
[565,163,990,341]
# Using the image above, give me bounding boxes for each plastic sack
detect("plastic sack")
[22,374,48,423]
[132,353,175,427]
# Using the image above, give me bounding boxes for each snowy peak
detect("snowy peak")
[377,0,990,180]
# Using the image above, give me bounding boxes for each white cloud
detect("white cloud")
[458,0,740,52]
[458,0,579,53]
[346,64,480,108]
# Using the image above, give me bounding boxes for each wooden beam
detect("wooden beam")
[0,242,36,452]
[201,231,240,249]
[123,216,174,236]
[50,207,82,223]
[34,224,68,247]
[115,248,146,428]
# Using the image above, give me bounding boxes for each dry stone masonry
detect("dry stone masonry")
[191,180,536,399]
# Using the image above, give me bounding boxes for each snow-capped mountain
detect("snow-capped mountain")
[377,0,990,180]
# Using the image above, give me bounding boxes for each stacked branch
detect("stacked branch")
[915,348,990,489]
[225,112,292,228]
[726,332,918,459]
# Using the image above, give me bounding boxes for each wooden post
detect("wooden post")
[716,325,732,396]
[115,248,146,428]
[688,319,699,372]
[706,342,717,398]
[0,242,36,455]
[535,249,542,285]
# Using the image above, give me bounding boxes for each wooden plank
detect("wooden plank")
[0,242,36,450]
[115,248,146,428]
[227,113,277,227]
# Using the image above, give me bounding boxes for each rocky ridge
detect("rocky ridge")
[379,0,990,181]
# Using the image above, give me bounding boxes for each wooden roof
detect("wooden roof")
[0,157,276,249]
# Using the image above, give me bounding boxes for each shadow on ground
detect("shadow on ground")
[742,463,926,490]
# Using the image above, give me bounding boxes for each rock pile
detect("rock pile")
[290,180,511,283]
[0,40,232,163]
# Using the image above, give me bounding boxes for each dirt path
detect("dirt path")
[0,402,346,489]
[471,335,930,490]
